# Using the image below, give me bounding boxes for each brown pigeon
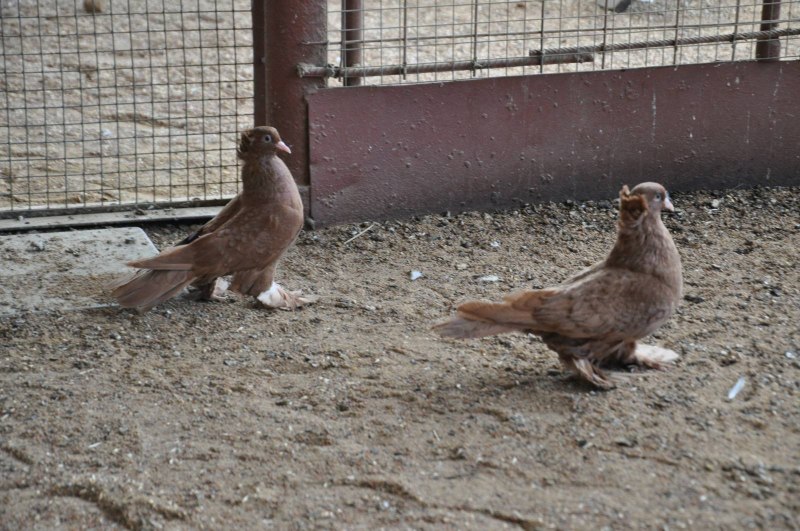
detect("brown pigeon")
[111,126,314,312]
[434,182,683,389]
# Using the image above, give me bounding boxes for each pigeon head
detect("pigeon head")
[629,182,674,213]
[618,182,673,226]
[238,126,291,160]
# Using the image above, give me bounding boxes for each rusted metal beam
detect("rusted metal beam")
[307,61,800,226]
[252,0,326,186]
[342,0,363,86]
[756,0,782,60]
[298,53,595,79]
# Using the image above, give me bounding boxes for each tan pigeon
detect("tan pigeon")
[111,126,314,312]
[434,182,683,389]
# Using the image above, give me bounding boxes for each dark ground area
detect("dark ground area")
[1,185,798,529]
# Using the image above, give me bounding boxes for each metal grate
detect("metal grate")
[0,0,253,214]
[322,0,800,85]
[3,1,797,217]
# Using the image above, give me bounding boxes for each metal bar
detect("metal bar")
[342,0,363,86]
[756,0,782,61]
[299,27,799,80]
[0,185,310,228]
[253,1,327,186]
[601,0,610,70]
[1,199,230,221]
[302,18,800,49]
[299,53,595,79]
[732,0,743,61]
[401,0,408,81]
[673,0,682,65]
[252,2,267,143]
[531,27,800,57]
[470,0,479,78]
[0,207,225,233]
[539,1,545,74]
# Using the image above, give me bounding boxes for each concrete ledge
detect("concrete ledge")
[0,207,222,233]
[0,228,158,315]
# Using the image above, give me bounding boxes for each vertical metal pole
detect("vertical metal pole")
[253,0,326,186]
[470,0,478,77]
[756,0,781,61]
[731,0,742,61]
[672,0,682,65]
[401,0,408,80]
[342,0,363,86]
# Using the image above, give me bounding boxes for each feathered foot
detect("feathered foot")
[560,356,617,390]
[630,344,679,370]
[188,278,230,302]
[255,282,318,310]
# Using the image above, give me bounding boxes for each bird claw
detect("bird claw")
[587,371,617,390]
[564,357,617,390]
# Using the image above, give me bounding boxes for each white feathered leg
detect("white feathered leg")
[211,278,230,299]
[256,282,317,310]
[632,344,679,369]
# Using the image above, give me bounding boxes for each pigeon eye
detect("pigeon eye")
[264,134,273,143]
[655,193,662,200]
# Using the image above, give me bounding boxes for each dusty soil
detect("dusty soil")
[1,185,799,529]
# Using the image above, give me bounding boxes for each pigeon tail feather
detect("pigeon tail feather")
[111,269,195,312]
[433,300,534,339]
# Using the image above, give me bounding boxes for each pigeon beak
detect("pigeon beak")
[663,195,675,212]
[275,141,292,154]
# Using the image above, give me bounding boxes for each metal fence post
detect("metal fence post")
[342,0,364,86]
[253,0,327,186]
[756,0,781,60]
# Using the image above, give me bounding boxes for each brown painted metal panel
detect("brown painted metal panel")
[308,60,800,226]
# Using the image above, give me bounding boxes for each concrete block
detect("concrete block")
[0,227,157,315]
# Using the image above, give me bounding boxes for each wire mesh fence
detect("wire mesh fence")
[1,0,253,213]
[1,0,798,215]
[322,0,800,85]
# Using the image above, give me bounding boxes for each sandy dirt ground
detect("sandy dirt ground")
[1,185,798,529]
